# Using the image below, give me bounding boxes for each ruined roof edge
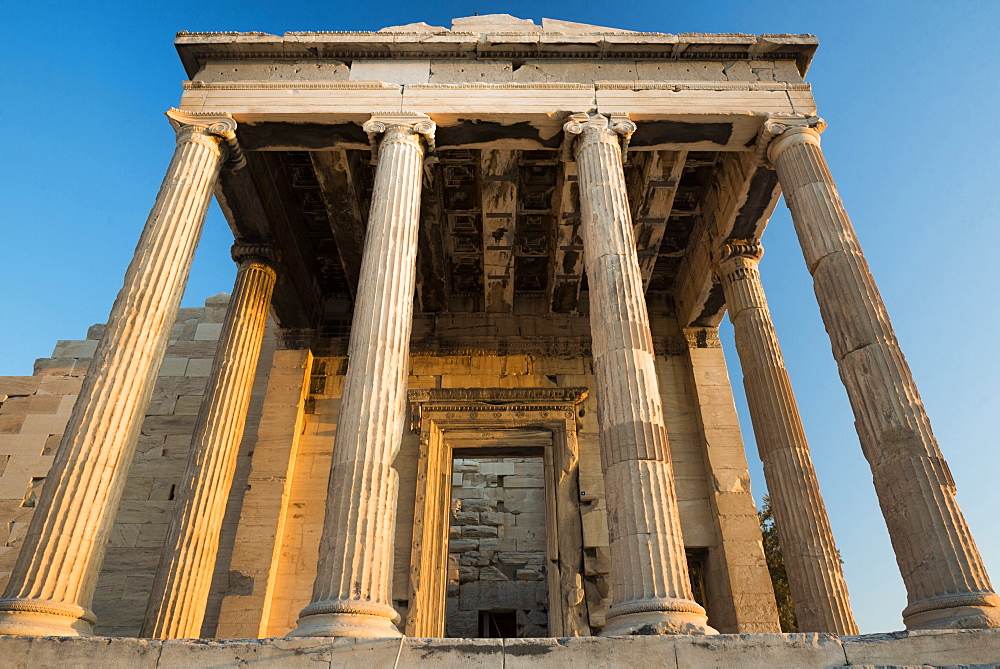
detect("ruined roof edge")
[174,31,818,79]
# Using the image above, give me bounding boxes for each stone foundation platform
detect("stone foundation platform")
[0,630,998,668]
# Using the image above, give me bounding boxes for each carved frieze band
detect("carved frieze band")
[753,113,827,167]
[409,386,589,405]
[362,111,437,165]
[165,108,246,170]
[683,327,722,349]
[408,387,589,433]
[294,334,692,358]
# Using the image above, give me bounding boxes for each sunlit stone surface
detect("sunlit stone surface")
[0,13,995,666]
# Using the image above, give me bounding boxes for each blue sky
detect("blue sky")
[2,0,998,635]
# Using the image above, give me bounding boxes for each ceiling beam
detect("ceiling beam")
[310,149,366,300]
[674,152,781,328]
[215,154,318,328]
[548,161,583,313]
[480,150,519,313]
[416,164,448,313]
[632,150,688,289]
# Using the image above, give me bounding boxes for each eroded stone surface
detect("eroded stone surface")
[1,632,999,667]
[716,241,856,635]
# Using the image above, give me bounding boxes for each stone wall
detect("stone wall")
[0,294,276,636]
[446,456,548,638]
[0,373,81,587]
[0,309,774,637]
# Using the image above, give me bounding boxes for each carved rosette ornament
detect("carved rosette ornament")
[289,113,435,638]
[0,108,243,636]
[716,238,858,634]
[758,114,1000,630]
[143,240,278,639]
[564,112,716,636]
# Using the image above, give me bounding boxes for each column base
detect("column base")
[903,592,1000,630]
[600,599,718,636]
[287,600,403,638]
[0,599,96,636]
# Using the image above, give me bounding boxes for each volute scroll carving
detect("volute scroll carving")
[713,239,764,286]
[561,111,636,163]
[363,112,437,165]
[231,240,280,268]
[717,238,764,265]
[753,113,827,167]
[165,108,246,170]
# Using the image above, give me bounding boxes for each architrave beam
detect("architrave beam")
[309,149,366,300]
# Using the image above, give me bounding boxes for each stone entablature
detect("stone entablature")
[175,18,818,82]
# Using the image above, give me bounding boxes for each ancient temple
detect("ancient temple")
[0,15,997,654]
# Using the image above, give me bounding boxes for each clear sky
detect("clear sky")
[2,0,998,635]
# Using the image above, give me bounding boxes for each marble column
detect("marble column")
[288,113,434,638]
[0,109,242,637]
[142,241,278,639]
[564,112,715,636]
[761,115,1000,630]
[716,240,857,634]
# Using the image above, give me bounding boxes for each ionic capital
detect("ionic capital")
[714,239,764,284]
[683,326,722,349]
[231,240,279,268]
[562,112,636,162]
[718,238,763,264]
[363,112,437,165]
[753,114,827,167]
[165,108,245,170]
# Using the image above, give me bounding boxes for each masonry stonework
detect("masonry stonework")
[0,12,996,666]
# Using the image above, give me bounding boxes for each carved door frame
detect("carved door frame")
[404,387,591,637]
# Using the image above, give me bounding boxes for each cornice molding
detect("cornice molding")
[408,387,589,432]
[175,31,817,80]
[183,80,401,90]
[593,81,811,91]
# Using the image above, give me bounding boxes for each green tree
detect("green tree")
[759,495,798,632]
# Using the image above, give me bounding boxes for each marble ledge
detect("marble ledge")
[0,629,998,668]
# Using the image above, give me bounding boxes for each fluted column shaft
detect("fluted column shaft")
[764,117,1000,630]
[288,114,434,638]
[0,109,239,637]
[717,241,857,634]
[565,113,715,636]
[142,242,278,639]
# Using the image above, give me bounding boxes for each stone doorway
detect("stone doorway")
[405,388,590,638]
[445,455,549,638]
